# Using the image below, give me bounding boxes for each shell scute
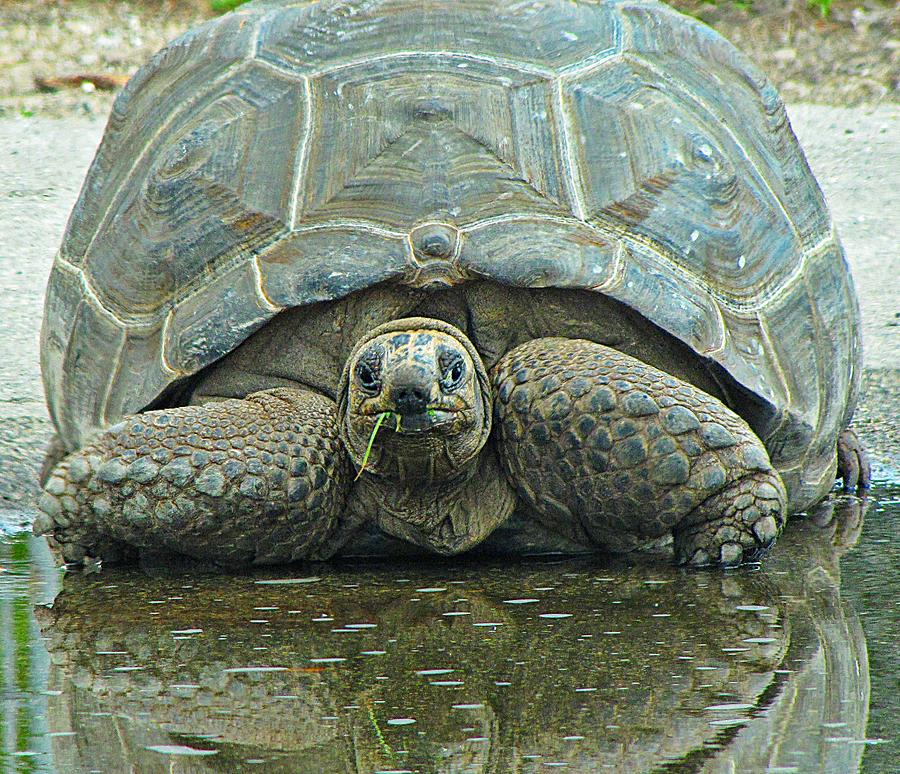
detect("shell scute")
[256,0,619,74]
[257,227,408,308]
[297,65,568,228]
[59,300,125,449]
[461,219,621,290]
[83,62,307,318]
[563,57,801,301]
[104,324,171,433]
[40,263,84,437]
[63,13,258,264]
[164,260,276,376]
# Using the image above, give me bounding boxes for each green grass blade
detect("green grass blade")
[355,412,390,480]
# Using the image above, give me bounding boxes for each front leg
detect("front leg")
[491,339,787,567]
[34,388,352,567]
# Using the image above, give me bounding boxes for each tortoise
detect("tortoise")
[35,0,869,569]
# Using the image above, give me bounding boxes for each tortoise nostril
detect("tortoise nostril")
[393,385,429,415]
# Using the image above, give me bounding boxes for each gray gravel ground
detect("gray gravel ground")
[0,104,897,516]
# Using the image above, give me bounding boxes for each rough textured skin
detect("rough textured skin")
[492,338,787,566]
[34,388,351,567]
[350,452,516,555]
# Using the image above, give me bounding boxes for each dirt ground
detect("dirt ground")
[0,0,897,119]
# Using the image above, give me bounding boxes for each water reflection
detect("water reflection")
[32,498,871,773]
[0,528,58,770]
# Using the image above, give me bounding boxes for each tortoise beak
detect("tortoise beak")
[391,408,455,434]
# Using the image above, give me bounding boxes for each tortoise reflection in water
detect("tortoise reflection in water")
[39,498,868,772]
[36,0,869,568]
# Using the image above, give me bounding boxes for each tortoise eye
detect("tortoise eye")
[439,352,466,392]
[355,346,383,395]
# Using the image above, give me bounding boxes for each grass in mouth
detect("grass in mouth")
[355,408,444,479]
[355,411,391,480]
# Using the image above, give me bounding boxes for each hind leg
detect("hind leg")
[837,428,871,494]
[34,388,352,567]
[491,338,787,567]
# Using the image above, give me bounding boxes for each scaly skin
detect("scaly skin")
[37,321,794,568]
[491,338,787,566]
[34,388,352,567]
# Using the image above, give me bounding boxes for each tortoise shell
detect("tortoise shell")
[40,0,862,511]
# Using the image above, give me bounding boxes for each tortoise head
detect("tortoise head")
[338,318,492,482]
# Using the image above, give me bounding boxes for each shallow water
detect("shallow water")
[0,488,896,773]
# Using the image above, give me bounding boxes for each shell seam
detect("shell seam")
[159,308,179,376]
[288,75,314,229]
[462,211,816,315]
[756,313,792,409]
[99,333,127,426]
[557,12,622,80]
[553,78,588,221]
[290,220,408,239]
[251,255,283,312]
[588,241,626,292]
[55,256,129,328]
[309,50,556,79]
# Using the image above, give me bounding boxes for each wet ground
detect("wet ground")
[1,487,896,772]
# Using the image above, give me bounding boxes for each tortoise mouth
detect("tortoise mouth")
[360,408,457,435]
[392,408,456,435]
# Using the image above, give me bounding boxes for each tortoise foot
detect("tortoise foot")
[837,428,871,494]
[674,471,786,568]
[34,388,352,568]
[491,337,788,564]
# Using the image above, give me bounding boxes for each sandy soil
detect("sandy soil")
[0,0,897,119]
